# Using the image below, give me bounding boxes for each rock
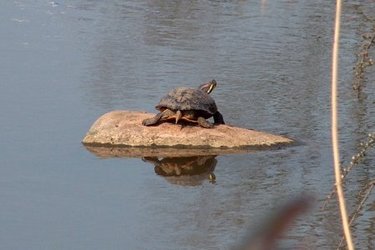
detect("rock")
[82,110,293,151]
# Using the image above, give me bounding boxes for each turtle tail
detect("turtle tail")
[175,110,182,124]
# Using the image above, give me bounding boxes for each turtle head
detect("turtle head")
[198,79,217,94]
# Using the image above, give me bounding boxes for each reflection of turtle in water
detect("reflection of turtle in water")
[142,155,217,186]
[142,80,225,128]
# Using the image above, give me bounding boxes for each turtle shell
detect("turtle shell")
[156,87,218,117]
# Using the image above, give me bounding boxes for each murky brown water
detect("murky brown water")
[1,0,375,249]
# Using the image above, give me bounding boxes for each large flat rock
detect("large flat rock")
[82,111,293,150]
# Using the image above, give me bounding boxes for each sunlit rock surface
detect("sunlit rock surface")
[82,110,293,149]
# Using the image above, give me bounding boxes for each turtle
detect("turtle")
[142,79,225,128]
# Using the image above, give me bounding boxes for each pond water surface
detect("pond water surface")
[1,0,375,249]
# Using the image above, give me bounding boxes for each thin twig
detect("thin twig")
[348,181,375,227]
[353,31,375,92]
[331,0,355,249]
[322,133,375,209]
[352,6,375,92]
[337,180,375,249]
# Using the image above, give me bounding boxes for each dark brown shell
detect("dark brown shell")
[155,87,218,117]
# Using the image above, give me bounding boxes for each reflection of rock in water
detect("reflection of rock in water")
[142,155,217,186]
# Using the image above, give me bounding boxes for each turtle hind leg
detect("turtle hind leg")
[197,117,214,128]
[142,109,175,126]
[213,111,225,125]
[142,112,163,126]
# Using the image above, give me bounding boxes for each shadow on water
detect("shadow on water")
[143,155,217,186]
[83,145,247,186]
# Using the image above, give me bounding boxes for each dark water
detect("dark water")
[1,0,375,249]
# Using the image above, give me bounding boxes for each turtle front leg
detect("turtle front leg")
[213,111,225,124]
[142,109,175,126]
[197,117,214,128]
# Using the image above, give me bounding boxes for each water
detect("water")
[1,0,375,249]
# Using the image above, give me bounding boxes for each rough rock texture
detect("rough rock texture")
[82,110,293,150]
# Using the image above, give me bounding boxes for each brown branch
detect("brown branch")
[331,0,355,248]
